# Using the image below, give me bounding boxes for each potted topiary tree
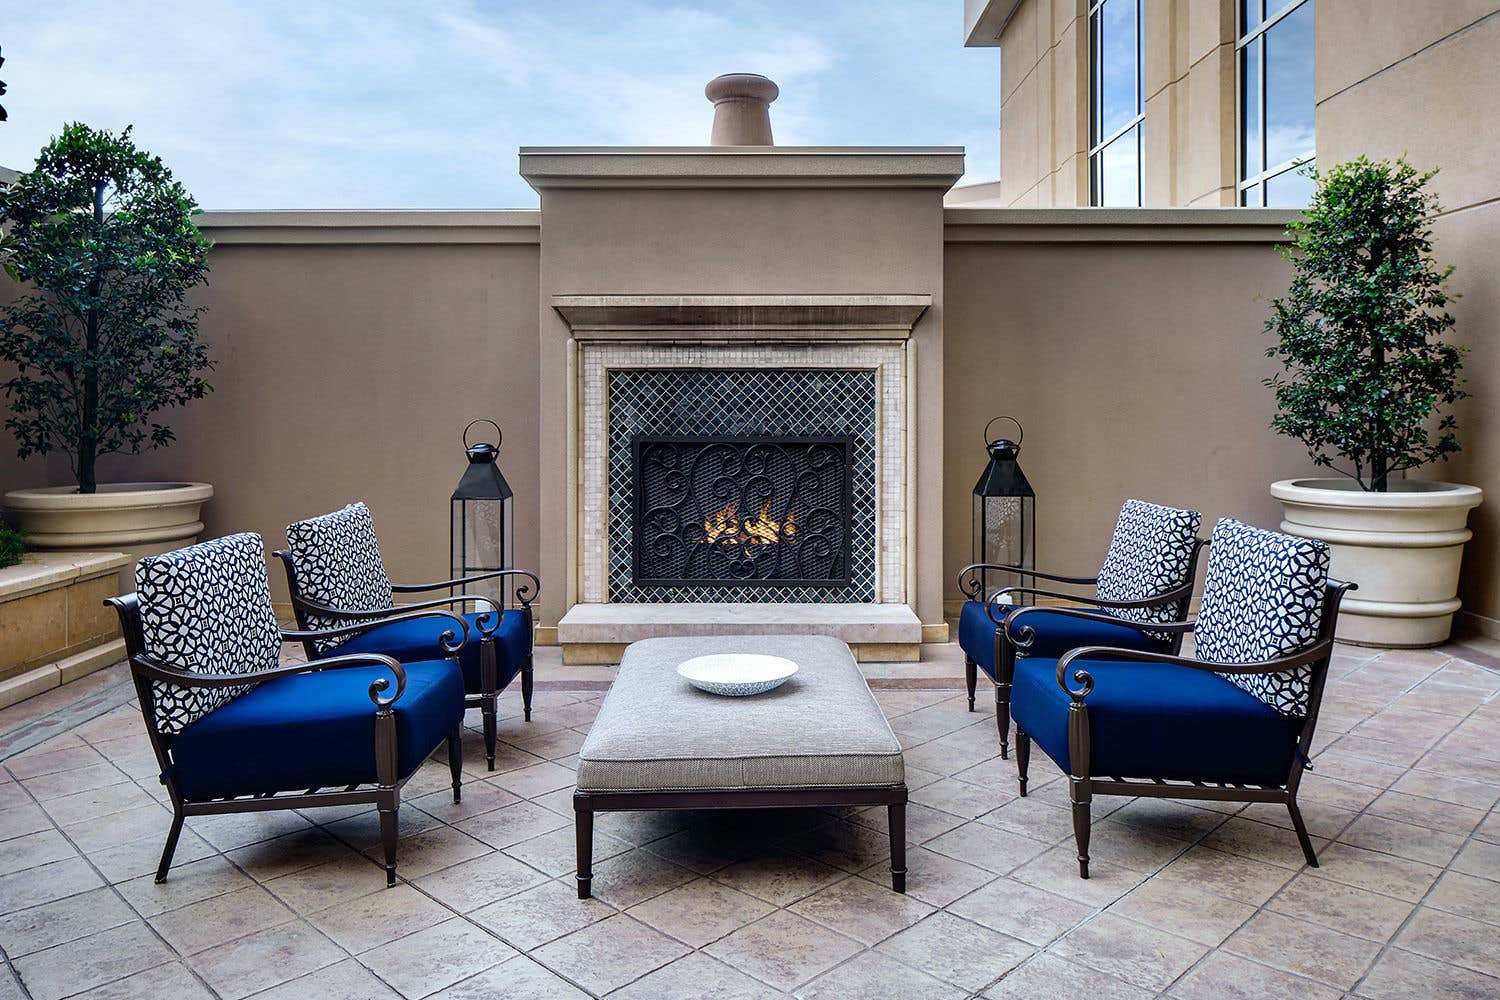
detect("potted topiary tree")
[1,124,214,571]
[1266,157,1480,647]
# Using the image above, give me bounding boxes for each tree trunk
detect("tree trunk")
[78,180,105,494]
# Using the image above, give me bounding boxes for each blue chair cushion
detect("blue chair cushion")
[958,601,1169,681]
[1010,656,1304,786]
[335,610,531,695]
[171,659,465,801]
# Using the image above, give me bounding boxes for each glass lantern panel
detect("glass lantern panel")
[980,495,1033,602]
[452,497,511,610]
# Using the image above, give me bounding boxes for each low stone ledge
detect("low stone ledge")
[558,602,923,646]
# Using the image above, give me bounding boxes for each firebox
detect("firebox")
[631,435,854,588]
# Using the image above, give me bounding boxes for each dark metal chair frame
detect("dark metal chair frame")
[275,551,540,771]
[106,596,472,887]
[573,785,909,899]
[1005,580,1356,878]
[957,536,1208,758]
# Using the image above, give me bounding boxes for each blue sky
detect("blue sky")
[0,1,1000,209]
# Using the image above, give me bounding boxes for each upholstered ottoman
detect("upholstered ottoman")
[573,635,908,897]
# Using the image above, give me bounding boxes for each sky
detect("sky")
[0,1,1000,209]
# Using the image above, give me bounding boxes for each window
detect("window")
[1089,0,1143,206]
[1239,0,1315,206]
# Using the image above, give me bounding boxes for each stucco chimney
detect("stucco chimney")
[705,73,778,145]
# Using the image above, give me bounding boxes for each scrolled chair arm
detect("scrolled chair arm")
[292,594,502,639]
[1002,602,1196,653]
[391,568,542,608]
[282,607,471,655]
[1052,639,1337,706]
[957,561,1099,601]
[130,651,409,707]
[983,581,1194,628]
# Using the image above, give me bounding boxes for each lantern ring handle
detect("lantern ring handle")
[463,418,502,451]
[983,416,1023,448]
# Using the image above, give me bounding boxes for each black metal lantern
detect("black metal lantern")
[971,416,1036,602]
[451,419,514,610]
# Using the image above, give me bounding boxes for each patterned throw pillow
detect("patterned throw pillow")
[136,532,281,735]
[285,502,395,652]
[1193,518,1331,717]
[1094,499,1202,626]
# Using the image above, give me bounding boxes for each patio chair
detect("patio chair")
[106,532,470,887]
[1008,517,1354,877]
[957,499,1206,757]
[276,502,540,770]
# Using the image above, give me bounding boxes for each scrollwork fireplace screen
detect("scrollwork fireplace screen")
[632,436,854,588]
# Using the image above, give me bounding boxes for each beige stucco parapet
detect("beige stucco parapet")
[550,294,931,337]
[943,207,1299,242]
[518,147,965,190]
[194,210,542,244]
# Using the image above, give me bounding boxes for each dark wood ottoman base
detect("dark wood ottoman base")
[574,785,909,898]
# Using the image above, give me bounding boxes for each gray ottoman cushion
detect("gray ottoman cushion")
[576,635,904,792]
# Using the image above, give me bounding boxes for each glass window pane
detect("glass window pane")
[1100,125,1141,206]
[1241,36,1262,181]
[1240,182,1263,206]
[1098,0,1140,140]
[1241,0,1264,33]
[1265,163,1315,206]
[1265,0,1314,169]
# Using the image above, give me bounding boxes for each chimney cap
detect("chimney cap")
[705,73,778,145]
[704,73,780,105]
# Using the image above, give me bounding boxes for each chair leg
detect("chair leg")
[379,803,399,887]
[448,728,463,804]
[481,696,498,771]
[1288,799,1319,868]
[522,656,534,723]
[155,811,185,884]
[995,683,1010,760]
[888,801,907,894]
[1070,778,1092,879]
[1015,728,1031,797]
[964,657,976,712]
[575,799,594,899]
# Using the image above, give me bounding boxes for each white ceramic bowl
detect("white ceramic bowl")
[676,654,799,697]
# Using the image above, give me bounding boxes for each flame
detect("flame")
[702,499,798,551]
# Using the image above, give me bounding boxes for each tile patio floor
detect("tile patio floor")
[0,640,1497,998]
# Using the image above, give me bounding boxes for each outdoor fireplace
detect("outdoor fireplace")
[631,435,853,588]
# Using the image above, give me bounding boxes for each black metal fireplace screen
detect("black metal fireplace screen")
[632,436,854,588]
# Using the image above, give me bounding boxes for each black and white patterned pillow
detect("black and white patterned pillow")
[285,502,394,652]
[1194,518,1331,716]
[1094,499,1202,626]
[136,532,281,735]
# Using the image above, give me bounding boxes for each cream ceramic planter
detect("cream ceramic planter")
[1271,478,1483,648]
[4,482,213,586]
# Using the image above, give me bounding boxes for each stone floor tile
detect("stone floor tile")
[504,823,630,877]
[490,761,577,799]
[118,855,255,918]
[0,802,50,841]
[1199,816,1324,869]
[1338,813,1466,866]
[1368,789,1487,835]
[70,961,216,1000]
[91,827,217,885]
[946,876,1094,947]
[1448,837,1500,880]
[589,808,695,847]
[1109,876,1256,945]
[1305,749,1406,789]
[976,798,1073,843]
[0,829,74,878]
[982,953,1152,999]
[13,921,174,1000]
[582,846,697,908]
[1388,768,1500,810]
[186,808,313,852]
[0,856,104,913]
[609,951,783,999]
[20,761,127,801]
[60,801,172,854]
[1085,819,1194,873]
[1223,910,1382,990]
[626,877,774,947]
[324,805,443,852]
[1051,912,1207,991]
[148,884,295,955]
[0,885,135,957]
[262,851,388,913]
[910,776,1015,819]
[455,800,569,850]
[3,743,106,781]
[1011,844,1145,907]
[1238,799,1357,841]
[923,820,1050,874]
[226,826,356,882]
[864,845,997,907]
[249,958,401,999]
[1354,946,1500,999]
[774,818,896,874]
[1426,869,1500,924]
[850,801,966,845]
[190,920,344,1000]
[876,911,1034,992]
[361,824,492,879]
[1167,949,1343,1000]
[529,912,687,996]
[1103,798,1230,843]
[1313,843,1442,901]
[1266,872,1416,940]
[469,879,614,951]
[427,955,590,998]
[413,851,550,912]
[359,916,516,999]
[796,949,966,999]
[712,851,846,906]
[308,883,449,952]
[409,780,519,824]
[704,910,862,992]
[788,873,935,945]
[1394,905,1500,978]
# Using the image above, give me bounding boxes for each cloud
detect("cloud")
[0,0,997,207]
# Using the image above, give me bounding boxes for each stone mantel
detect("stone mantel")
[551,294,931,338]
